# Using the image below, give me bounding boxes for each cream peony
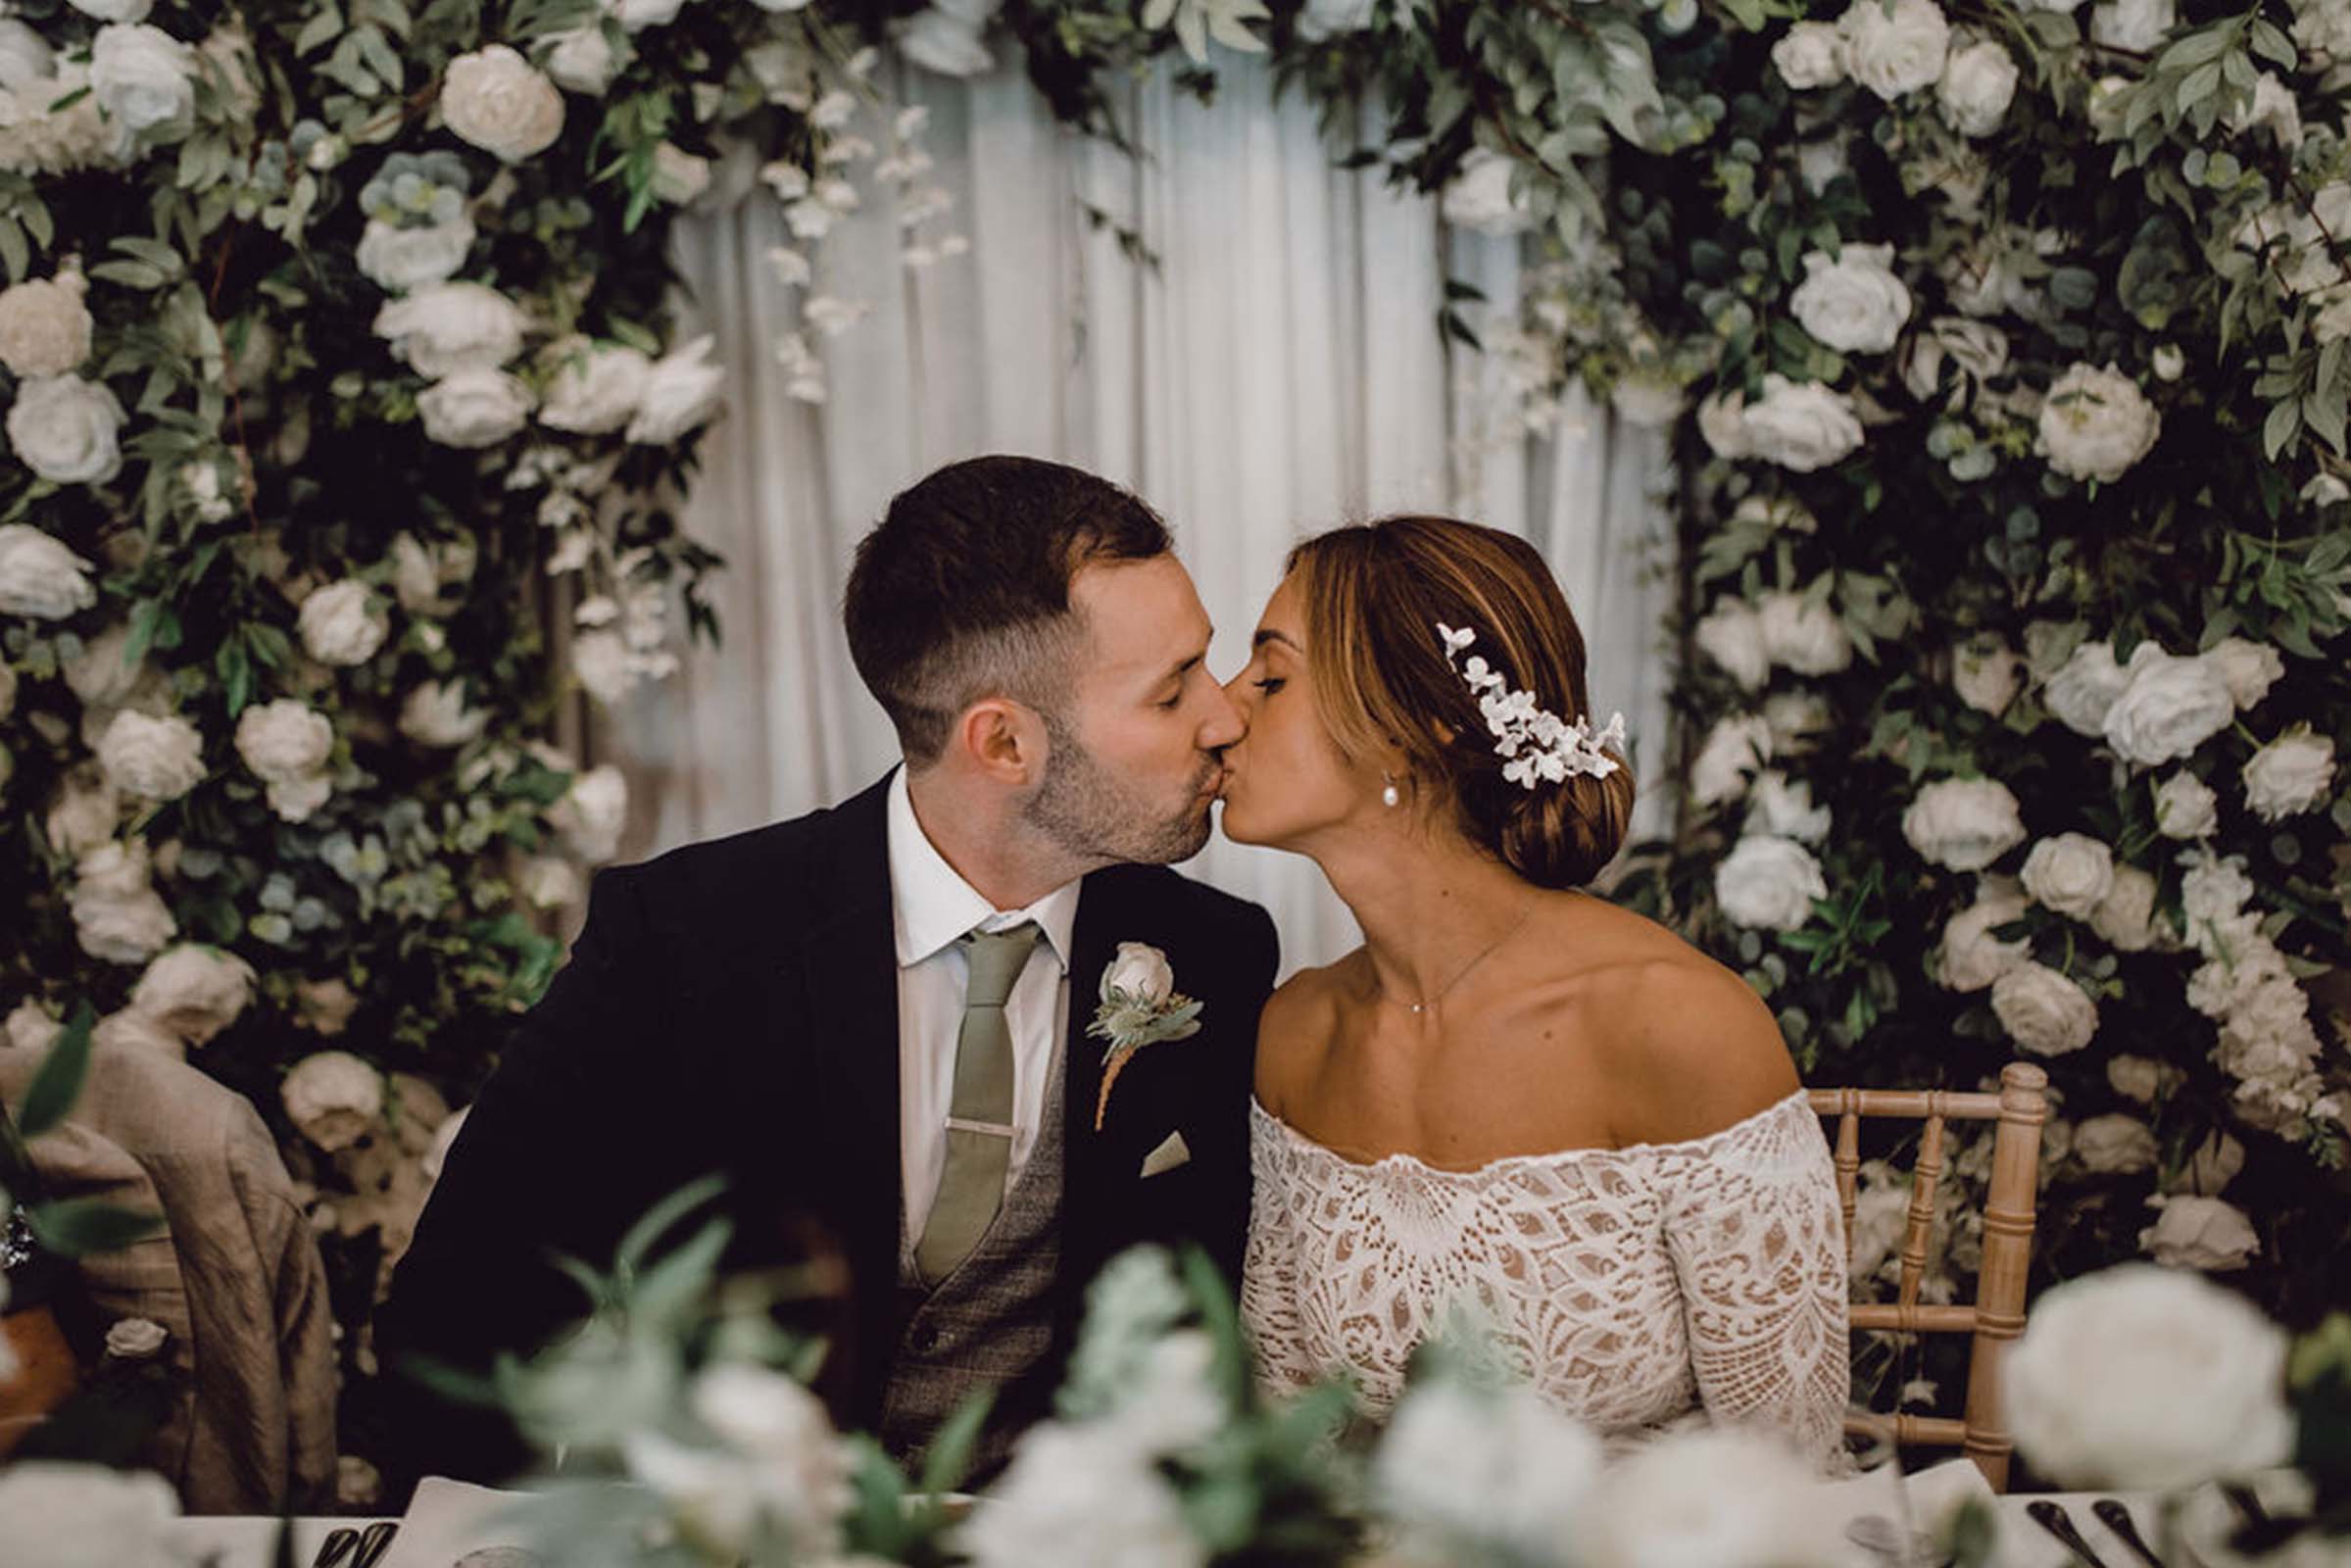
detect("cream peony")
[553,762,629,862]
[355,215,475,292]
[2242,726,2335,821]
[1936,36,2018,138]
[2088,864,2162,952]
[7,373,126,485]
[2103,651,2236,767]
[1690,713,1776,808]
[0,524,99,619]
[1833,252,1936,346]
[1772,20,1847,87]
[2155,769,2219,839]
[89,23,198,151]
[538,338,652,434]
[1741,374,1864,471]
[2039,362,2160,483]
[2020,832,2115,920]
[96,710,205,802]
[297,579,389,666]
[1839,0,1951,101]
[70,839,175,964]
[1951,633,2024,714]
[624,334,726,445]
[1756,589,1853,674]
[0,272,93,378]
[1714,834,1829,931]
[2042,638,2153,737]
[417,366,534,447]
[0,1462,180,1568]
[128,943,255,1047]
[1901,776,2026,871]
[2006,1262,2288,1489]
[439,45,564,164]
[281,1049,385,1152]
[1935,876,2032,992]
[235,699,334,821]
[1991,961,2098,1054]
[398,679,488,748]
[1694,600,1769,691]
[371,282,530,377]
[2073,1113,2158,1175]
[2091,0,2174,49]
[1441,147,1537,237]
[2203,636,2283,710]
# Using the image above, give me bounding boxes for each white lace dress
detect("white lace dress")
[1241,1088,1851,1462]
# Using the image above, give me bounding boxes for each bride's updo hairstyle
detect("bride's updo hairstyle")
[1285,515,1634,889]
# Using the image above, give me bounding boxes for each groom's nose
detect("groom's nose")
[1197,678,1247,753]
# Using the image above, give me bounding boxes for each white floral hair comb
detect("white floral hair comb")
[1437,621,1627,790]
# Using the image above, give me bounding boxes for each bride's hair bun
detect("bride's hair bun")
[1284,515,1635,890]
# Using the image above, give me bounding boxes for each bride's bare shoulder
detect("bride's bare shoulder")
[1251,952,1359,1117]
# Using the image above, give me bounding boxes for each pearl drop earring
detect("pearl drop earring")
[1382,774,1401,808]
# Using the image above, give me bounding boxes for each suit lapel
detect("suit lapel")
[1056,866,1126,1309]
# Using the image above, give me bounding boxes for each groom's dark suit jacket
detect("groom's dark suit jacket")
[372,774,1276,1494]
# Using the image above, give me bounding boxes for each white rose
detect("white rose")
[102,1316,168,1361]
[571,626,636,705]
[1773,20,1847,86]
[2040,362,2160,483]
[624,334,725,445]
[651,141,711,205]
[612,0,688,28]
[552,762,629,862]
[1796,134,1849,194]
[1763,691,1831,752]
[1936,36,2018,138]
[1696,387,1753,461]
[6,998,63,1054]
[1586,1426,1837,1568]
[7,373,126,485]
[439,45,564,164]
[2043,638,2151,737]
[1741,373,1864,471]
[1441,147,1537,237]
[543,25,616,95]
[2139,1195,2265,1275]
[62,621,146,710]
[1906,318,2012,405]
[1694,600,1769,691]
[518,855,583,909]
[2006,1262,2288,1489]
[2106,1054,2174,1103]
[125,946,250,1052]
[90,24,197,150]
[1951,634,2024,714]
[71,839,175,964]
[1375,1379,1602,1562]
[417,366,534,447]
[235,699,333,814]
[2226,72,2303,149]
[958,1422,1200,1568]
[1297,0,1377,38]
[1102,941,1176,1004]
[538,338,651,434]
[2104,651,2235,767]
[2020,832,2115,920]
[2088,864,2162,952]
[1744,770,1831,843]
[1714,834,1829,932]
[1990,961,2099,1054]
[893,5,997,76]
[2203,637,2284,710]
[1756,589,1853,674]
[356,215,476,292]
[46,766,120,857]
[94,1004,183,1056]
[1789,242,1913,355]
[372,282,530,378]
[0,524,98,620]
[2180,1130,2246,1197]
[1691,713,1776,808]
[1902,776,2026,871]
[2072,1113,2158,1175]
[282,1050,385,1152]
[294,976,359,1037]
[1839,0,1951,100]
[0,1462,180,1568]
[1935,877,2032,991]
[96,710,205,802]
[398,679,488,748]
[0,19,56,86]
[70,0,151,18]
[0,273,92,379]
[2091,0,2174,49]
[2242,725,2335,821]
[1609,369,1686,428]
[298,579,389,666]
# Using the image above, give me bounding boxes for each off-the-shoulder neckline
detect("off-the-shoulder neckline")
[1249,1087,1814,1178]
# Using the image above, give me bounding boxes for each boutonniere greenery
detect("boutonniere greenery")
[1087,942,1202,1131]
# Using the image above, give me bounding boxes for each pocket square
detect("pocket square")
[1140,1131,1191,1179]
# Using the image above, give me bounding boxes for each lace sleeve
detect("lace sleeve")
[1655,1094,1851,1464]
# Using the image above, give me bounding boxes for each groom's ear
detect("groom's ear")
[956,697,1046,785]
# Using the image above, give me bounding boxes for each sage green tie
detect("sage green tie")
[913,920,1043,1286]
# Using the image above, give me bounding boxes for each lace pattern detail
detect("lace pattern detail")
[1240,1089,1850,1461]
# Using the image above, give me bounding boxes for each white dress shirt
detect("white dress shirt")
[887,767,1082,1244]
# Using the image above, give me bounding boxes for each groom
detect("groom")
[374,456,1277,1494]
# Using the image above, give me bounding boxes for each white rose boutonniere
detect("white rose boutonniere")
[1088,942,1201,1131]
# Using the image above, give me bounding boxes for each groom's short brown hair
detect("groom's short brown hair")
[845,456,1171,763]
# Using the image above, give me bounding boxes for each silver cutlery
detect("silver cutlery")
[2029,1499,2113,1568]
[2091,1498,2165,1568]
[310,1527,359,1568]
[352,1521,399,1568]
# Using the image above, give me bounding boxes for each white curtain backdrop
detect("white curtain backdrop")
[601,51,1680,976]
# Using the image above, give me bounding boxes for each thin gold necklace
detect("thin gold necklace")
[1377,900,1537,1016]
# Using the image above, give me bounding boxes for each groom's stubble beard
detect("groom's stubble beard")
[1021,707,1219,867]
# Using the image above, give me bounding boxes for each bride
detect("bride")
[1219,514,1850,1462]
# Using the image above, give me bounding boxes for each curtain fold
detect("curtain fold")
[611,53,1679,974]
